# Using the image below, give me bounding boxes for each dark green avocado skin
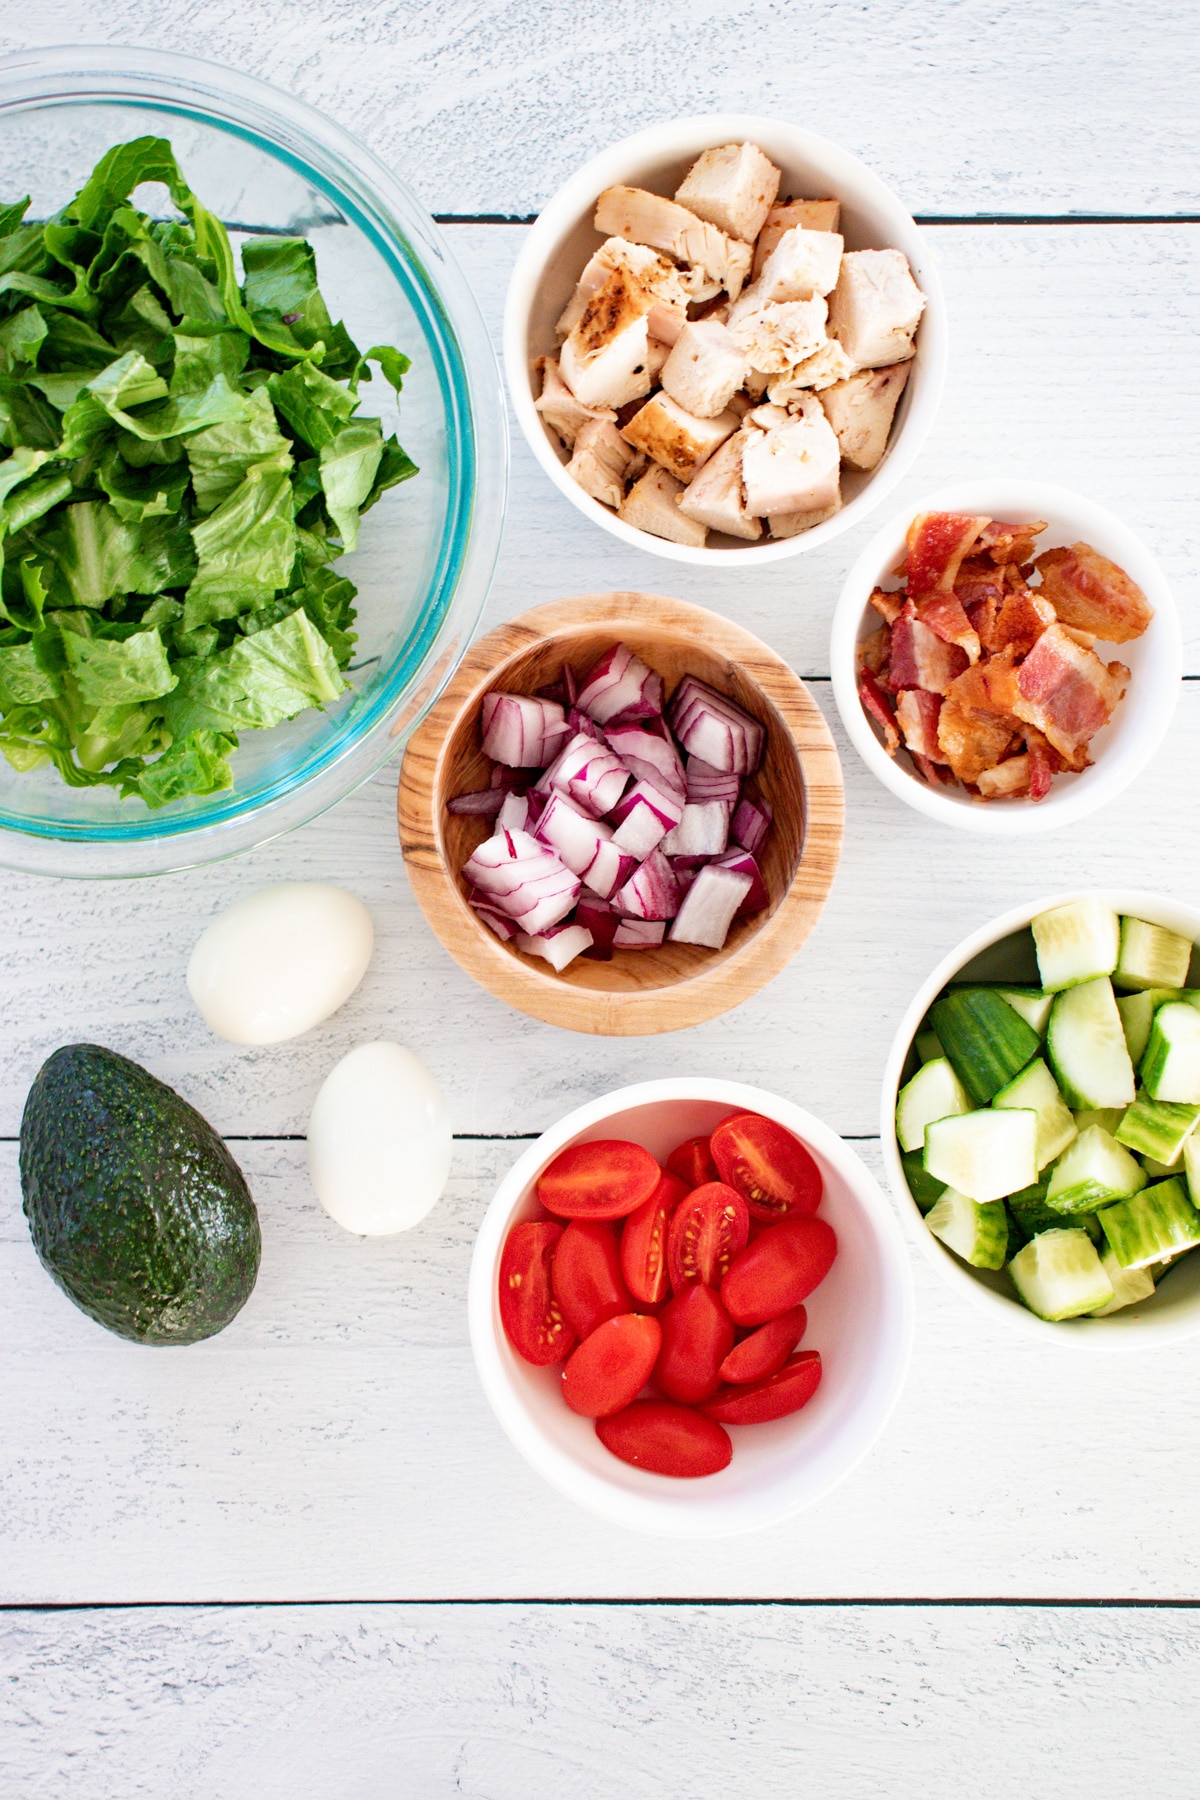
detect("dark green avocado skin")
[19,1044,261,1345]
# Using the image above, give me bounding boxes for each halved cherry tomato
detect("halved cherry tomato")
[553,1219,632,1339]
[596,1399,732,1477]
[718,1305,806,1385]
[703,1350,822,1424]
[667,1181,749,1291]
[710,1112,823,1222]
[620,1173,686,1306]
[498,1221,576,1366]
[720,1217,837,1325]
[538,1139,661,1219]
[654,1283,735,1404]
[562,1313,662,1418]
[665,1135,719,1189]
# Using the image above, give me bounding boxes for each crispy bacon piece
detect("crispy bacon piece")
[1024,727,1064,799]
[895,688,943,760]
[1034,543,1154,644]
[904,512,990,597]
[989,588,1055,657]
[858,667,900,754]
[975,519,1048,565]
[976,755,1032,799]
[916,590,981,664]
[857,624,891,677]
[935,689,1016,785]
[1012,623,1129,761]
[912,753,952,785]
[868,585,904,625]
[889,601,968,694]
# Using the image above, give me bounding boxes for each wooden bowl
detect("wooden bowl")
[397,593,843,1035]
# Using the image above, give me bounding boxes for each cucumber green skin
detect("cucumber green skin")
[902,1149,946,1214]
[1099,1178,1200,1270]
[20,1044,261,1345]
[1115,1092,1200,1163]
[1046,980,1135,1110]
[928,989,1041,1107]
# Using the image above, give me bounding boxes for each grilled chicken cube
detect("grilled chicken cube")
[560,267,657,409]
[767,339,856,402]
[660,319,748,419]
[752,199,842,277]
[674,142,782,244]
[740,394,841,518]
[676,430,761,539]
[818,363,911,469]
[618,464,708,546]
[620,391,740,484]
[566,418,638,509]
[753,226,844,301]
[556,237,689,344]
[768,495,842,538]
[594,186,753,299]
[645,337,671,380]
[827,249,926,368]
[729,297,828,373]
[534,356,616,450]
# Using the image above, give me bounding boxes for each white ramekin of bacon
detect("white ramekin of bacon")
[504,115,947,565]
[830,481,1180,833]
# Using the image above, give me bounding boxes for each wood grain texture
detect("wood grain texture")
[397,593,842,1033]
[4,1600,1200,1799]
[6,1134,1200,1603]
[7,0,1198,216]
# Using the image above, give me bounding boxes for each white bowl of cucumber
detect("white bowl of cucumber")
[883,890,1200,1344]
[831,479,1181,833]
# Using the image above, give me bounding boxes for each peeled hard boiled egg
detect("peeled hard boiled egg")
[188,883,373,1045]
[308,1042,452,1235]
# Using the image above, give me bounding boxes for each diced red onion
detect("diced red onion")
[662,800,730,858]
[469,895,520,940]
[604,722,686,799]
[489,764,530,792]
[668,864,753,949]
[731,794,772,855]
[577,643,664,726]
[539,731,630,819]
[613,847,681,920]
[577,895,619,961]
[481,691,570,768]
[609,779,685,858]
[685,754,740,806]
[613,918,666,948]
[494,791,529,833]
[713,848,769,916]
[535,793,638,901]
[669,677,764,775]
[515,922,594,972]
[567,706,607,743]
[668,853,712,900]
[582,840,638,902]
[448,787,506,816]
[463,829,580,931]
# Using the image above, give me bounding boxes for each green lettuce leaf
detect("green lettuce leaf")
[185,384,291,513]
[319,420,383,550]
[183,462,295,627]
[267,359,356,451]
[59,623,177,706]
[133,728,235,808]
[31,501,196,609]
[0,639,60,704]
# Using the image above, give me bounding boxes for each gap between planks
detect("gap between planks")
[4,1596,1200,1612]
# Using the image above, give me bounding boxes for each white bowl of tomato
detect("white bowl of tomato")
[468,1078,913,1537]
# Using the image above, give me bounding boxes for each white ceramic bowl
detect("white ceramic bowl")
[882,889,1200,1347]
[831,479,1182,834]
[469,1079,913,1537]
[503,113,947,567]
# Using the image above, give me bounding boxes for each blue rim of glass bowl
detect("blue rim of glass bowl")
[0,71,477,844]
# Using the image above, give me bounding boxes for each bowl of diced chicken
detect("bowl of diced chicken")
[830,479,1181,833]
[504,114,947,563]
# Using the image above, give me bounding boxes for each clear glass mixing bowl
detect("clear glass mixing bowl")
[0,46,507,877]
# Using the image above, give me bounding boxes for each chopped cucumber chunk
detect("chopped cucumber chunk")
[929,988,1041,1106]
[1046,1125,1146,1214]
[1116,990,1179,1067]
[1090,1247,1156,1315]
[1141,1003,1200,1105]
[1008,1228,1115,1320]
[926,1190,1008,1269]
[901,1149,947,1214]
[1114,1090,1200,1163]
[915,1028,944,1064]
[1047,978,1135,1109]
[924,1109,1038,1203]
[1007,1184,1060,1247]
[1073,1107,1126,1136]
[1099,1177,1200,1269]
[996,987,1054,1036]
[1114,916,1194,992]
[1141,1152,1184,1179]
[992,1056,1077,1170]
[1032,899,1120,992]
[895,1056,971,1153]
[1183,1135,1200,1208]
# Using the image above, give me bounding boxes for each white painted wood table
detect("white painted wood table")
[3,4,1200,1793]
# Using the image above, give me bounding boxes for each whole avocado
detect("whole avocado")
[20,1044,261,1345]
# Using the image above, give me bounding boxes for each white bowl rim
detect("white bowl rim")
[881,887,1200,1347]
[830,477,1182,835]
[503,111,948,567]
[469,1076,914,1538]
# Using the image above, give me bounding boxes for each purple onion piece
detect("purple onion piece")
[668,864,753,949]
[448,787,506,816]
